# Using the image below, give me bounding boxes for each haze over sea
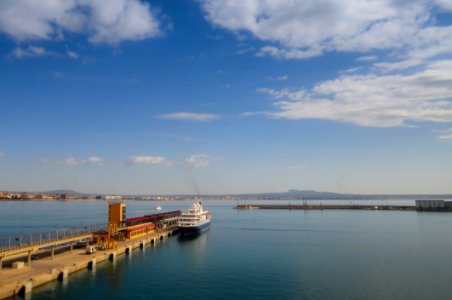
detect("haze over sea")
[2,200,452,300]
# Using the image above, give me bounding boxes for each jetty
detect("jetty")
[236,200,452,212]
[0,204,180,300]
[235,204,416,211]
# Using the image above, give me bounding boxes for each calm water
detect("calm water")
[1,200,452,300]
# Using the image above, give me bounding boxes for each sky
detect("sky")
[0,0,451,195]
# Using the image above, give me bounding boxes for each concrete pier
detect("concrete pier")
[0,229,176,300]
[235,204,417,211]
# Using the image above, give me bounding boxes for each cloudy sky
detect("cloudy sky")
[0,0,451,195]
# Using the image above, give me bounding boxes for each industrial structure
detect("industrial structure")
[96,203,181,250]
[415,200,452,211]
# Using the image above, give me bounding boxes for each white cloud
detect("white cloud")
[57,157,78,166]
[67,50,79,59]
[0,0,161,44]
[86,0,161,43]
[12,46,48,58]
[29,46,46,56]
[267,75,288,81]
[435,0,452,11]
[201,0,452,62]
[236,46,255,55]
[159,112,219,122]
[83,156,105,165]
[0,151,4,158]
[258,60,452,127]
[437,128,452,140]
[341,67,364,74]
[11,46,82,60]
[375,26,452,71]
[242,111,264,117]
[257,46,323,59]
[127,156,172,167]
[257,88,306,100]
[53,156,107,165]
[184,154,210,168]
[357,55,377,62]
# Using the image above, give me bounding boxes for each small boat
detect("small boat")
[155,205,162,211]
[177,202,211,233]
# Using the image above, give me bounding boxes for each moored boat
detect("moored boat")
[177,202,211,233]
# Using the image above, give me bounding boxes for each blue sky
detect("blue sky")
[0,0,451,195]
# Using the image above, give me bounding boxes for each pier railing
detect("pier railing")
[0,223,107,253]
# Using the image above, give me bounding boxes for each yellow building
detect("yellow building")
[108,203,126,227]
[123,222,156,239]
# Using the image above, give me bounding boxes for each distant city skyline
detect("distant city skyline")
[0,0,451,194]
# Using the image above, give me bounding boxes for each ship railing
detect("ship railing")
[0,223,108,253]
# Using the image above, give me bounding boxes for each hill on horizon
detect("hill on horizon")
[35,188,452,199]
[43,189,88,196]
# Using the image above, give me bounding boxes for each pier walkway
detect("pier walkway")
[235,204,416,211]
[0,228,176,300]
[235,200,452,212]
[0,224,107,267]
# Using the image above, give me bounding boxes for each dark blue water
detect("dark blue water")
[1,200,452,300]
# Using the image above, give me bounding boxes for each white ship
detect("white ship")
[177,202,211,233]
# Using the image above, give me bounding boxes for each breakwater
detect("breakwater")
[235,201,452,212]
[235,204,416,211]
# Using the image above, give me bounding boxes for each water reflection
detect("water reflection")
[61,277,68,291]
[177,229,210,244]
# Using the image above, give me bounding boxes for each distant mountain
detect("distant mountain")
[34,189,452,200]
[285,189,353,198]
[235,189,354,199]
[43,189,87,196]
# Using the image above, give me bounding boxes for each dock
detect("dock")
[235,200,452,212]
[0,203,181,299]
[0,229,175,299]
[235,204,416,211]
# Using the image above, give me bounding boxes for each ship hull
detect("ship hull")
[177,220,211,234]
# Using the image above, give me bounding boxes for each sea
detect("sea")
[1,199,452,300]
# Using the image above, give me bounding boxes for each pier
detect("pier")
[235,204,416,211]
[0,203,181,299]
[0,224,106,268]
[0,228,176,299]
[235,200,452,212]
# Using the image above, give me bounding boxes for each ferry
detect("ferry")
[177,202,211,233]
